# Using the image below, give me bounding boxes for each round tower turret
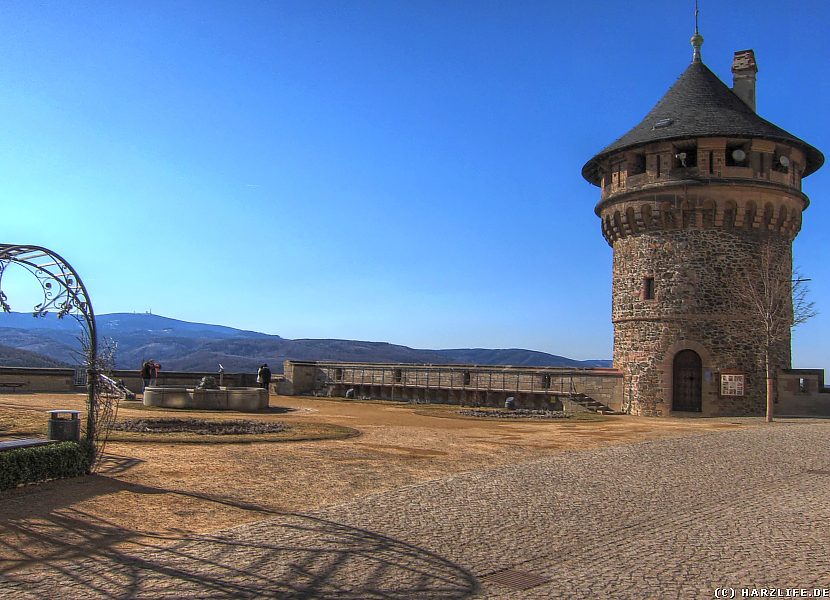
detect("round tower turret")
[582,48,823,416]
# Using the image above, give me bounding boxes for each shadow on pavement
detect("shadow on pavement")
[0,478,480,599]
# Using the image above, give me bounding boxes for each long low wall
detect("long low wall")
[282,360,625,411]
[0,367,79,392]
[777,369,830,417]
[281,360,830,416]
[0,366,278,395]
[4,364,826,417]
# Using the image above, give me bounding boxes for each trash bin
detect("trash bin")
[47,410,81,442]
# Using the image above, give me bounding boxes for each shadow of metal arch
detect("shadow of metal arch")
[0,243,113,467]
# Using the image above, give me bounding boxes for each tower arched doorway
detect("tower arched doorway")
[672,349,702,412]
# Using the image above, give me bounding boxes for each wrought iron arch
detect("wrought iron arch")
[0,244,111,465]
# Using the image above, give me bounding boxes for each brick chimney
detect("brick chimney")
[731,49,758,112]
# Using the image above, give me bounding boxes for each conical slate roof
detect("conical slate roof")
[582,60,824,185]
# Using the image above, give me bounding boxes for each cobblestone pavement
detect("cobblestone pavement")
[2,422,829,599]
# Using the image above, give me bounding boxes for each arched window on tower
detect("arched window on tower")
[681,200,695,228]
[743,201,757,229]
[774,205,787,233]
[722,200,737,229]
[660,202,676,229]
[762,203,775,230]
[701,199,716,227]
[640,204,653,230]
[625,207,639,235]
[789,208,802,235]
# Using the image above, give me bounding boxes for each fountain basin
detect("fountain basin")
[143,386,268,412]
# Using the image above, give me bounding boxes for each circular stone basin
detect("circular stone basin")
[111,418,286,435]
[143,386,269,412]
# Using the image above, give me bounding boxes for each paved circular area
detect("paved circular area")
[1,421,829,598]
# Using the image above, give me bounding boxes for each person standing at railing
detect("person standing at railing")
[150,361,161,386]
[257,363,272,391]
[140,360,152,391]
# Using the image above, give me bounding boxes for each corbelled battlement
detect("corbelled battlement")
[598,184,805,244]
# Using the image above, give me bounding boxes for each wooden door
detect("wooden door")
[672,350,702,412]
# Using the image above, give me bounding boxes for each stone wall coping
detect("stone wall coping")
[288,360,622,376]
[0,366,77,376]
[0,366,256,377]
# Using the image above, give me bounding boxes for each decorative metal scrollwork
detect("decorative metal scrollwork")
[1,250,86,321]
[0,244,115,468]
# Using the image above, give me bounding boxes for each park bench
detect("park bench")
[0,438,55,452]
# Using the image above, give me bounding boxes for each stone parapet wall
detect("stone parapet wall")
[282,360,624,411]
[0,366,260,394]
[0,367,78,392]
[777,370,830,417]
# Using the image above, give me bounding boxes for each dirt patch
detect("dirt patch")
[0,392,756,573]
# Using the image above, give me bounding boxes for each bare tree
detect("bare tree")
[735,237,817,422]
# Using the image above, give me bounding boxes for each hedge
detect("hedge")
[0,440,95,491]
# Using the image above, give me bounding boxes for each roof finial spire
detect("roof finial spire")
[691,0,704,62]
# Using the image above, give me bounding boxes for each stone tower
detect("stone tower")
[581,34,824,416]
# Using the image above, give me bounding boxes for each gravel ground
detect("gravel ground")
[1,420,828,599]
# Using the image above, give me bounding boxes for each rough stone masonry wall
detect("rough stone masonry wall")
[281,361,624,411]
[612,228,791,416]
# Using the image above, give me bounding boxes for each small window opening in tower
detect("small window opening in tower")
[726,143,749,166]
[643,277,655,300]
[394,368,402,383]
[799,378,808,393]
[654,154,661,178]
[673,144,697,169]
[463,371,471,386]
[708,151,714,174]
[628,153,646,176]
[335,367,343,381]
[542,374,552,389]
[773,153,790,174]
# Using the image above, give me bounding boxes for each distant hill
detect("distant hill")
[0,312,271,340]
[0,343,70,368]
[431,348,611,368]
[0,311,611,373]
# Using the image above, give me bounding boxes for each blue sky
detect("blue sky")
[1,1,828,371]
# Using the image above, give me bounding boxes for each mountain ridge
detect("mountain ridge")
[0,312,611,373]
